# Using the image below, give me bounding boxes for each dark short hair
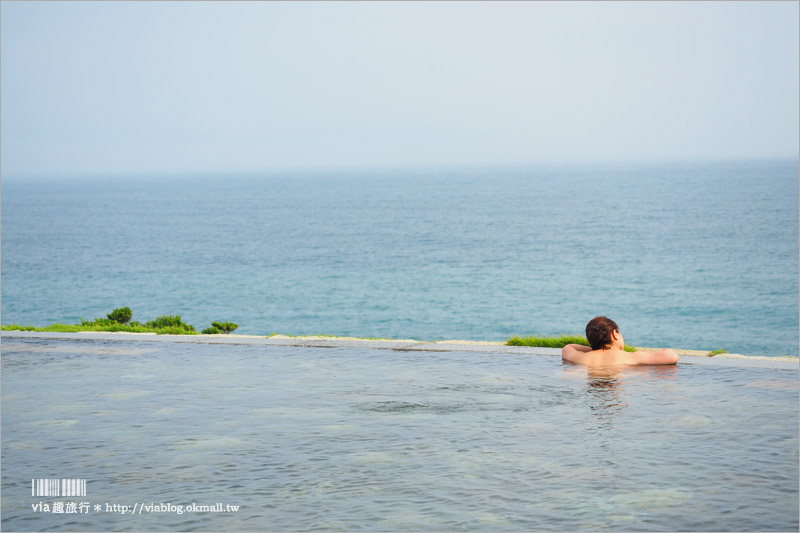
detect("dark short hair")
[585,316,620,350]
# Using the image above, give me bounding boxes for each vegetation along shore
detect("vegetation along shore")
[1,307,238,336]
[0,307,758,358]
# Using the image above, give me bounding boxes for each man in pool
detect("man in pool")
[561,316,679,366]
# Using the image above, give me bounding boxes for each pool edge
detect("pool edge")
[2,331,797,370]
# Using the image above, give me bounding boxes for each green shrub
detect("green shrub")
[145,315,196,332]
[107,307,133,324]
[202,326,223,334]
[154,326,198,335]
[210,321,239,334]
[80,317,115,327]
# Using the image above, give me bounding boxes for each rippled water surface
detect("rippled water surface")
[2,337,798,531]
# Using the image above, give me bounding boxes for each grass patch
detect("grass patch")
[201,321,240,335]
[707,349,728,356]
[507,334,588,348]
[3,308,201,335]
[2,322,199,335]
[507,334,637,352]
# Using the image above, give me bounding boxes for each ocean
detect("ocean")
[2,159,798,355]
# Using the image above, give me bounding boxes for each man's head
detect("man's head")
[585,316,621,350]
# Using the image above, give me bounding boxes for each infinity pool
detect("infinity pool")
[2,335,797,531]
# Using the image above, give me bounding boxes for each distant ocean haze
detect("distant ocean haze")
[1,159,798,356]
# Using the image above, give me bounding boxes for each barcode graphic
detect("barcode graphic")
[31,478,86,497]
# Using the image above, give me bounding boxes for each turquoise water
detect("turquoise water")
[2,159,798,355]
[1,336,797,531]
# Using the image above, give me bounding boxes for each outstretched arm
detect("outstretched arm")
[634,348,679,365]
[562,343,591,362]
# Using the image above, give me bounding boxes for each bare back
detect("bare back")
[561,344,679,366]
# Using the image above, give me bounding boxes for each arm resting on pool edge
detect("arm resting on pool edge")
[562,344,591,362]
[634,348,679,365]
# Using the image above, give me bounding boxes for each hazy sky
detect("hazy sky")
[2,1,798,178]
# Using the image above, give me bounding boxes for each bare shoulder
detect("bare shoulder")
[634,348,680,365]
[561,344,587,363]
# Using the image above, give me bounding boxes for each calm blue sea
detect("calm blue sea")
[2,159,798,355]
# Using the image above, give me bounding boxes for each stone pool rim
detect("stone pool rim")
[2,331,797,370]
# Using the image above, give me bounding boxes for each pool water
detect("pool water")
[2,336,797,531]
